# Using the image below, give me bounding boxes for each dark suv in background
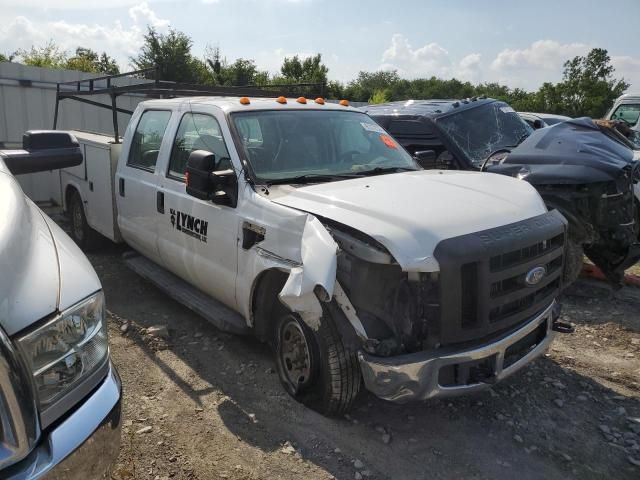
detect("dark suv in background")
[364,98,640,286]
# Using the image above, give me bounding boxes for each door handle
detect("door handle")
[157,191,165,213]
[118,177,125,197]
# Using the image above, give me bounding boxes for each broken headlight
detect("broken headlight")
[16,291,108,425]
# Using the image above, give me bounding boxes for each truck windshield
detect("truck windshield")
[231,110,418,183]
[436,102,533,167]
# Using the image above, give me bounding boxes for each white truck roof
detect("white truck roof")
[615,93,640,102]
[138,96,358,113]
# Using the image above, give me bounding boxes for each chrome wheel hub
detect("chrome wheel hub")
[279,318,312,390]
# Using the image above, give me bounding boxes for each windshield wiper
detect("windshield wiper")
[265,173,360,185]
[515,131,530,146]
[352,166,417,176]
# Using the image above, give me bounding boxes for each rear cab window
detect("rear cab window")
[127,110,172,171]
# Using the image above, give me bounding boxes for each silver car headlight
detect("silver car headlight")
[16,291,109,426]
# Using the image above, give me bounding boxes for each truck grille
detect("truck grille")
[0,328,39,470]
[434,211,567,345]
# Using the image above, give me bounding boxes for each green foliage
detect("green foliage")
[280,54,328,84]
[6,35,629,118]
[369,89,390,104]
[13,43,118,74]
[131,27,210,83]
[555,48,629,118]
[216,58,262,86]
[340,48,627,118]
[65,47,120,74]
[344,70,400,102]
[17,41,67,69]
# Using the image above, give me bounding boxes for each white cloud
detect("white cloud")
[380,34,452,78]
[129,2,170,29]
[489,40,590,88]
[457,53,483,83]
[611,55,640,88]
[378,34,482,82]
[0,3,170,69]
[491,40,589,71]
[376,36,640,90]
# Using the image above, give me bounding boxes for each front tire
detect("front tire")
[563,236,584,286]
[274,308,361,416]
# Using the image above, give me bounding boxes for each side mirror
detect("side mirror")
[0,131,82,175]
[533,119,544,129]
[186,150,238,207]
[413,149,437,169]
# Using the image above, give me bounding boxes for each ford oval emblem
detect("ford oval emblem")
[525,266,547,286]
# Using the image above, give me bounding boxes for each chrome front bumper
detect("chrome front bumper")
[359,301,556,403]
[4,361,122,480]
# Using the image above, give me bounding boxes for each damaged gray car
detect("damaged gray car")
[364,99,640,286]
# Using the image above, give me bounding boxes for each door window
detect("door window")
[127,110,172,171]
[168,113,231,181]
[610,104,640,126]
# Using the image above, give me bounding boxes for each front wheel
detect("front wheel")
[274,309,361,416]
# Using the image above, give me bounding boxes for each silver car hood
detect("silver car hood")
[0,161,100,335]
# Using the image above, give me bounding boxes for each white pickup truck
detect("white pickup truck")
[60,93,568,415]
[0,132,121,479]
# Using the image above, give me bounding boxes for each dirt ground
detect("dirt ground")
[79,237,640,480]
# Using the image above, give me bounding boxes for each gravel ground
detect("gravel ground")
[76,238,640,480]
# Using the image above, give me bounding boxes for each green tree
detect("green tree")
[344,70,400,102]
[17,41,67,68]
[97,52,120,75]
[131,27,210,83]
[280,54,328,84]
[219,58,260,86]
[555,48,629,118]
[64,48,120,74]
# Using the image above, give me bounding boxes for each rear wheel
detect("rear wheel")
[69,192,101,251]
[274,308,361,416]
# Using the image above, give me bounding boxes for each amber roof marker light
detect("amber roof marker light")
[296,97,307,104]
[339,99,350,107]
[239,97,250,105]
[315,97,325,105]
[276,96,287,104]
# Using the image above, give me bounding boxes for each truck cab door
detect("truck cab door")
[116,109,172,264]
[156,110,239,310]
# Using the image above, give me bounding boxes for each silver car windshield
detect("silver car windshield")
[231,110,418,183]
[437,102,533,167]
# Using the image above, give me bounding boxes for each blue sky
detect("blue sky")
[1,0,638,90]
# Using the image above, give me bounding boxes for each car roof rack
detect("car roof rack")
[53,66,326,143]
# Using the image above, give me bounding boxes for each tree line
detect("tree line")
[0,27,629,119]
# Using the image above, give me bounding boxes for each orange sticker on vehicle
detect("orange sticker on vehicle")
[380,134,397,149]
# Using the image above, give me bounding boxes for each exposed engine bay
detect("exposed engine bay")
[323,210,566,359]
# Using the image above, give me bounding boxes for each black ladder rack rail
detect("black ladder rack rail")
[53,66,326,143]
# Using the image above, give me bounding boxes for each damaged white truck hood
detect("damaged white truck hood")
[271,170,547,272]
